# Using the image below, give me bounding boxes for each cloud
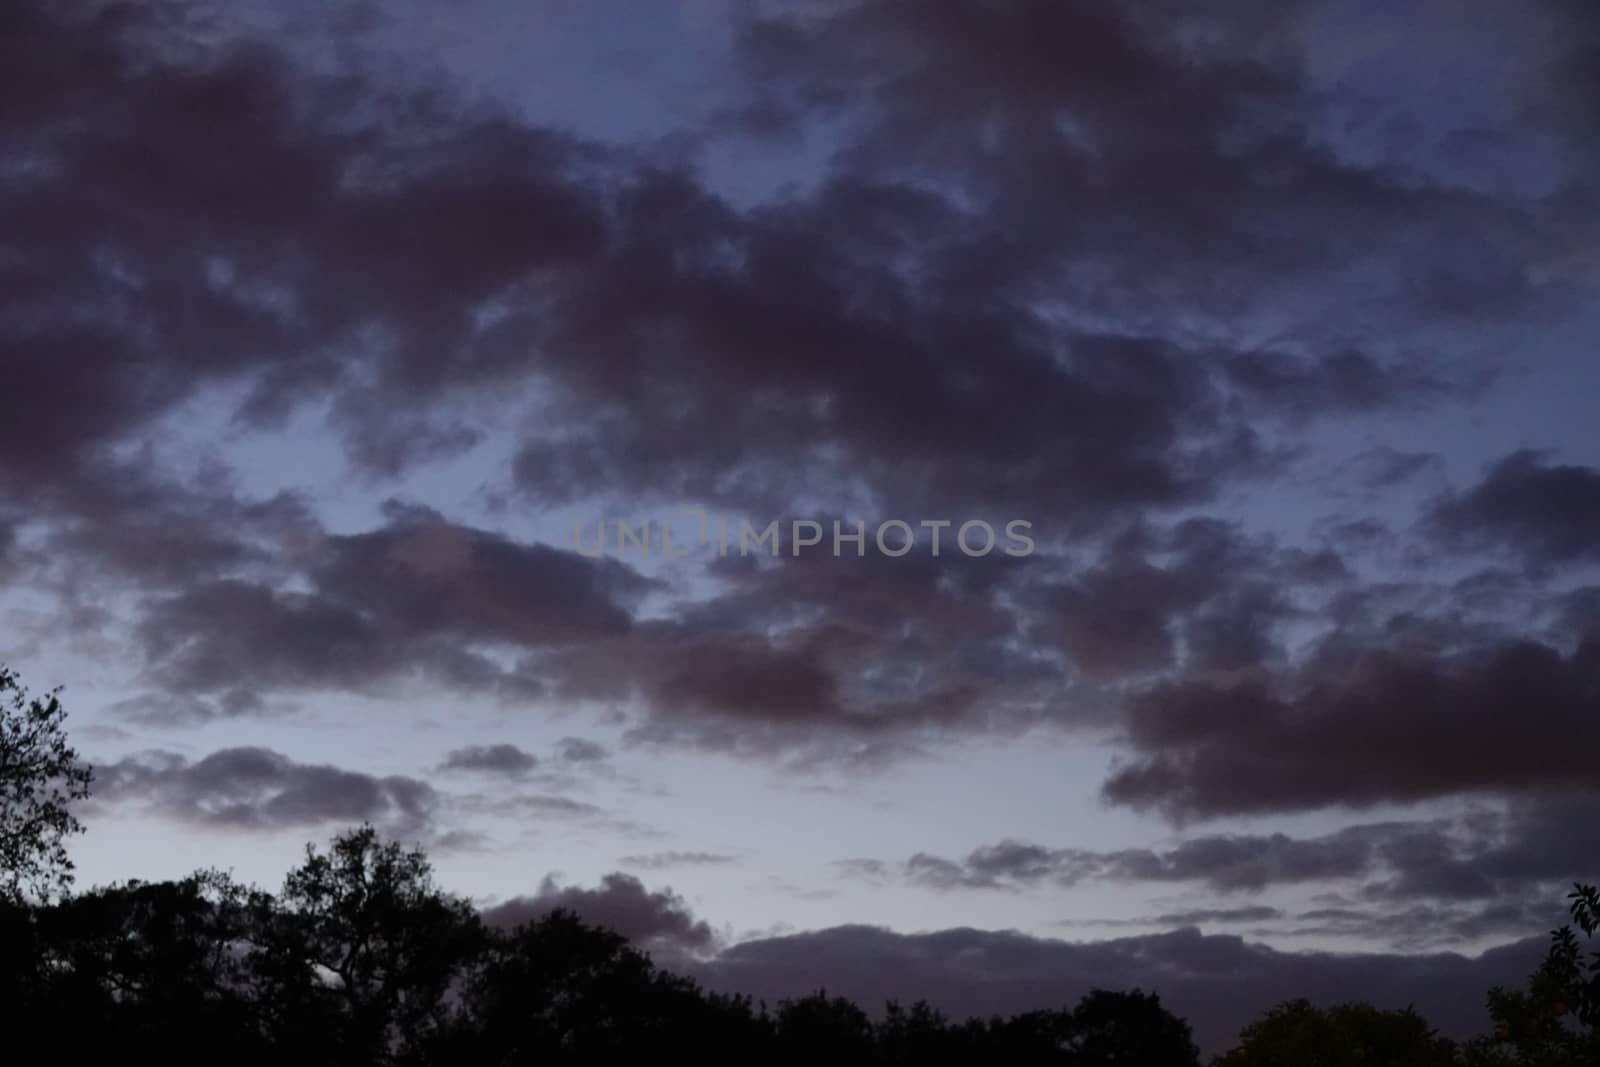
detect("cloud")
[732,0,1577,333]
[693,923,1547,1055]
[132,506,654,699]
[1153,906,1286,925]
[487,794,608,820]
[1028,518,1317,680]
[1103,639,1600,819]
[1428,450,1600,568]
[848,797,1600,946]
[1059,906,1286,929]
[3,0,1596,796]
[439,744,538,777]
[311,504,654,644]
[1340,447,1446,491]
[620,851,739,870]
[458,790,656,840]
[1279,900,1559,950]
[555,737,610,764]
[482,872,718,955]
[104,688,268,726]
[533,547,1061,765]
[0,0,614,580]
[90,746,439,837]
[0,0,1351,552]
[1222,349,1471,419]
[866,828,1388,896]
[447,0,1562,528]
[522,515,1352,766]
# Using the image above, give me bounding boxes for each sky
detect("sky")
[3,0,1598,1048]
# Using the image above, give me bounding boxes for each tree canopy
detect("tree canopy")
[0,665,93,902]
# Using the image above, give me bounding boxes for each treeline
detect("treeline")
[2,667,1598,1064]
[2,830,1596,1065]
[0,827,1198,1065]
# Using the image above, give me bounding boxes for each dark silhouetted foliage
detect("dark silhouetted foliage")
[1461,882,1600,1066]
[0,665,93,902]
[1216,998,1457,1067]
[0,821,1206,1065]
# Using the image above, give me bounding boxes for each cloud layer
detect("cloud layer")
[4,0,1598,999]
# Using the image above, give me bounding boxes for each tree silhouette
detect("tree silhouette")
[1062,988,1199,1065]
[1217,998,1456,1066]
[32,873,263,1057]
[464,906,771,1064]
[1466,882,1600,1066]
[258,825,486,1063]
[773,989,876,1064]
[878,999,964,1065]
[0,664,93,902]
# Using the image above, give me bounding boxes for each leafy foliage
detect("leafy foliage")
[1216,998,1457,1066]
[0,665,93,902]
[1462,883,1600,1066]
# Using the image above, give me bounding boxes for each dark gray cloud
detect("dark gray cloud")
[694,923,1548,1055]
[0,0,615,594]
[455,790,656,840]
[0,0,1581,487]
[9,0,1566,567]
[555,737,610,764]
[104,687,268,726]
[1153,906,1285,926]
[1026,518,1318,680]
[1059,906,1286,929]
[527,546,1061,765]
[312,503,652,644]
[10,0,1339,766]
[1104,639,1600,819]
[1279,899,1560,950]
[132,505,653,699]
[439,743,538,777]
[620,851,739,870]
[732,0,1580,334]
[528,517,1349,766]
[1222,350,1473,420]
[482,872,718,955]
[849,795,1600,946]
[869,828,1388,896]
[482,794,608,821]
[1341,447,1446,491]
[1428,450,1600,568]
[90,746,438,836]
[2,0,1596,832]
[1564,586,1600,640]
